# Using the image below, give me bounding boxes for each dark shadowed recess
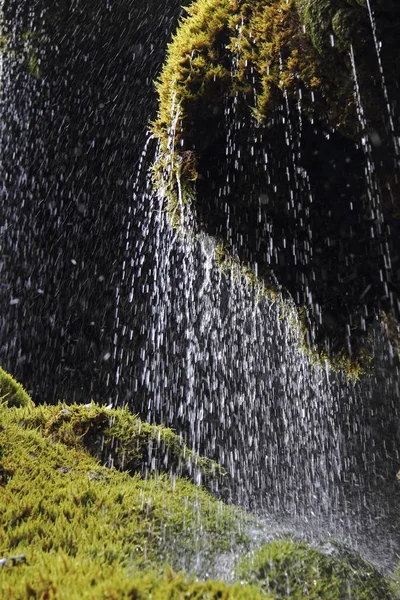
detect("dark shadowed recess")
[193,94,400,359]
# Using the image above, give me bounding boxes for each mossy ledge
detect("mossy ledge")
[1,369,399,598]
[152,0,400,376]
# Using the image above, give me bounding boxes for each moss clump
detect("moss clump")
[0,398,256,598]
[152,0,400,376]
[236,538,396,599]
[152,0,371,213]
[0,366,33,408]
[21,401,225,484]
[153,0,359,141]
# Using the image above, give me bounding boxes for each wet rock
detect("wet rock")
[56,465,71,474]
[153,0,400,372]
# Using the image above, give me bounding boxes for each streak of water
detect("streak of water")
[365,0,399,158]
[350,45,394,313]
[110,136,400,570]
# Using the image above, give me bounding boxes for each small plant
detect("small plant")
[0,367,33,408]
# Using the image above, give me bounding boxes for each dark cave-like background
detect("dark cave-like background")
[0,0,185,404]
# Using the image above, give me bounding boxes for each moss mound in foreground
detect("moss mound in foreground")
[18,401,224,485]
[0,375,397,598]
[0,399,256,598]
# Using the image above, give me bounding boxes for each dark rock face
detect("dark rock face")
[195,109,390,359]
[153,0,400,370]
[0,0,184,403]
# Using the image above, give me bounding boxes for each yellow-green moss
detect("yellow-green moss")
[152,0,233,232]
[0,399,255,598]
[0,400,395,599]
[0,367,33,408]
[20,400,225,482]
[154,0,232,135]
[1,563,266,600]
[236,538,396,599]
[152,0,357,224]
[0,373,397,598]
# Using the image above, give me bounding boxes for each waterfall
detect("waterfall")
[1,0,400,575]
[105,131,400,567]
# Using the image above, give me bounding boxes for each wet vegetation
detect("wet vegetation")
[153,0,400,374]
[16,401,225,484]
[0,371,254,598]
[237,538,396,599]
[0,366,33,408]
[1,369,398,599]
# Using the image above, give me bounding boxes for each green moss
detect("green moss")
[154,0,232,135]
[1,564,266,600]
[152,0,233,232]
[236,538,396,599]
[20,401,225,483]
[152,0,356,218]
[0,372,397,597]
[152,0,400,376]
[0,367,33,408]
[0,399,255,598]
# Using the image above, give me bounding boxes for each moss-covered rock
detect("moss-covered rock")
[0,373,397,598]
[20,401,225,485]
[0,398,255,597]
[153,0,400,374]
[236,538,396,599]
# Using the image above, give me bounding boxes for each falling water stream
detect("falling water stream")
[107,14,400,566]
[1,0,400,578]
[111,149,400,570]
